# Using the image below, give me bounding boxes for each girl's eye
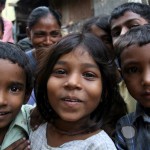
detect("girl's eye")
[52,69,66,76]
[83,72,96,80]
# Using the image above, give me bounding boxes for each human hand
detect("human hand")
[5,138,30,150]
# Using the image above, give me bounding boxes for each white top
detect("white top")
[30,123,117,150]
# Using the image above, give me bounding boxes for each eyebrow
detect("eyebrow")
[111,18,142,30]
[56,60,99,69]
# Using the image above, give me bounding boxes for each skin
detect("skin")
[120,44,150,108]
[111,11,148,44]
[47,46,102,146]
[27,14,62,50]
[91,24,113,50]
[0,59,26,145]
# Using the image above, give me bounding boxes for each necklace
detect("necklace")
[50,123,100,136]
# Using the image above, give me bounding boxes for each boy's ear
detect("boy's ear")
[26,27,31,40]
[24,89,33,104]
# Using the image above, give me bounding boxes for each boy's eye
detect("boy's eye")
[125,66,138,74]
[9,85,21,93]
[83,72,96,80]
[111,29,120,38]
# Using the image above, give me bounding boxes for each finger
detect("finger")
[14,140,30,150]
[5,138,26,150]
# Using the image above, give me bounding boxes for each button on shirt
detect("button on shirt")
[115,103,150,150]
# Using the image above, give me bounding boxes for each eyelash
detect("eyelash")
[52,68,97,80]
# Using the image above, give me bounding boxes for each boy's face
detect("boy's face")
[111,11,148,45]
[0,59,26,130]
[120,44,150,108]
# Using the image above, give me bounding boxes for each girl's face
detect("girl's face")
[0,59,26,132]
[47,46,102,123]
[91,24,113,50]
[28,14,62,49]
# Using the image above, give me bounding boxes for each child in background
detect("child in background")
[109,2,150,45]
[29,32,126,149]
[114,24,150,150]
[0,42,33,149]
[82,15,113,57]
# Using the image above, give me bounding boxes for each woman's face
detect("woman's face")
[28,14,62,49]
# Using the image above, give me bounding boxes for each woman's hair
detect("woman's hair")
[0,42,33,95]
[35,32,127,135]
[114,24,150,67]
[27,6,62,29]
[109,2,150,23]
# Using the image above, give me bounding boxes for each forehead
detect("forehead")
[31,14,60,31]
[111,11,148,29]
[120,43,150,64]
[91,25,107,37]
[58,46,95,63]
[0,59,26,82]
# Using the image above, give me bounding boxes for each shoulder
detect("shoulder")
[84,130,117,150]
[30,123,47,150]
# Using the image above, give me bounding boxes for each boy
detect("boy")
[109,2,150,113]
[109,2,150,45]
[114,24,150,150]
[0,42,33,149]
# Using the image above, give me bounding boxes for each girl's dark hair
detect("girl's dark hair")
[0,42,33,96]
[0,17,4,34]
[109,2,150,24]
[35,33,127,137]
[115,24,150,67]
[82,15,111,35]
[27,6,61,29]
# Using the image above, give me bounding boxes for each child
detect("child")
[82,15,113,53]
[114,24,150,149]
[109,2,150,45]
[29,32,126,149]
[0,42,33,149]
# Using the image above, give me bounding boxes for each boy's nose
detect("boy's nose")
[142,69,150,86]
[64,73,82,90]
[120,26,128,36]
[0,92,7,106]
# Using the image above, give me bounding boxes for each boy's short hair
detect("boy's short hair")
[0,42,33,95]
[109,2,150,23]
[114,24,150,67]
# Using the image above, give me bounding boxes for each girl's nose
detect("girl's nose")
[64,73,82,90]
